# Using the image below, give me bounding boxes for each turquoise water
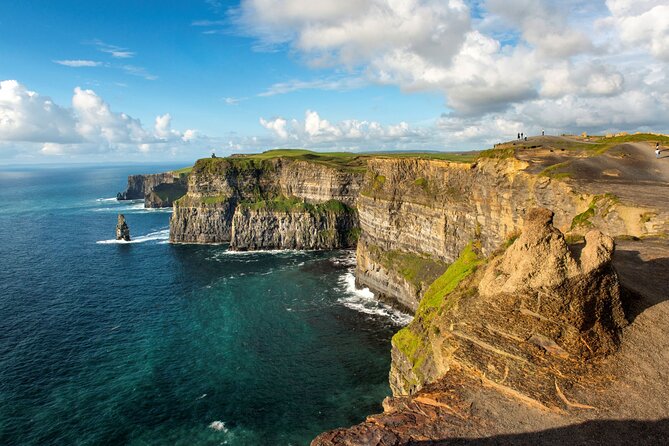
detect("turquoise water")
[0,165,409,445]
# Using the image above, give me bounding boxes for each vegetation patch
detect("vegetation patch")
[414,177,428,190]
[540,161,573,179]
[570,193,620,230]
[477,146,516,160]
[171,166,193,176]
[152,182,187,202]
[201,194,230,205]
[369,245,449,291]
[418,243,482,315]
[391,243,483,380]
[239,196,356,216]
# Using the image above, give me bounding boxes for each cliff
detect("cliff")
[312,209,634,445]
[354,151,660,312]
[169,154,365,248]
[159,138,669,444]
[117,171,188,208]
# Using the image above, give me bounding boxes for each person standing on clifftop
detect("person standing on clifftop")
[656,143,661,159]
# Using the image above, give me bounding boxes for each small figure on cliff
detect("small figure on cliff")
[116,214,131,241]
[542,129,545,136]
[211,152,217,158]
[656,143,661,159]
[517,132,520,140]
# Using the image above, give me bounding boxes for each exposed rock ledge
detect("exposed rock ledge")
[312,208,663,445]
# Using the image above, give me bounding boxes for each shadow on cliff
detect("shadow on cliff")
[613,247,669,323]
[407,418,669,446]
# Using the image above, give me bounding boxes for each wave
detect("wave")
[96,229,170,245]
[95,197,119,202]
[208,421,228,432]
[337,272,413,326]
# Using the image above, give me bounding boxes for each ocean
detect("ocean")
[0,164,410,445]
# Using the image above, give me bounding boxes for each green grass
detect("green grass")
[370,151,477,163]
[477,146,516,160]
[570,193,620,230]
[391,243,482,383]
[418,243,482,314]
[238,196,356,216]
[201,194,230,205]
[370,246,449,291]
[540,161,573,179]
[152,182,187,202]
[414,177,428,189]
[171,166,193,176]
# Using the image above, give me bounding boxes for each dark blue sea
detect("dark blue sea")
[0,164,410,445]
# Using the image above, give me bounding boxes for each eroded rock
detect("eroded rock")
[115,214,130,241]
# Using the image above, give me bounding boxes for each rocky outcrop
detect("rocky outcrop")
[169,157,365,245]
[230,203,358,250]
[115,214,130,241]
[314,208,628,445]
[353,156,658,312]
[117,172,187,208]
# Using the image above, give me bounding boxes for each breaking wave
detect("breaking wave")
[337,272,413,326]
[96,229,170,245]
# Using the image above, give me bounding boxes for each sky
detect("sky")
[0,0,668,164]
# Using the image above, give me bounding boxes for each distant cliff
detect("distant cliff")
[117,171,188,208]
[170,155,365,248]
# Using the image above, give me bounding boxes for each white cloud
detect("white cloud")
[54,60,103,67]
[0,80,200,159]
[0,80,80,143]
[260,110,418,146]
[260,116,289,139]
[237,0,669,135]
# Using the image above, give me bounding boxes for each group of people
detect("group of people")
[516,129,545,141]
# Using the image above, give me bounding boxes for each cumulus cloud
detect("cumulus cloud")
[235,0,669,137]
[260,110,416,146]
[0,80,198,158]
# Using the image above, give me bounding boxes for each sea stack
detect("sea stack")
[115,214,131,241]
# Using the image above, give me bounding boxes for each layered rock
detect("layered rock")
[117,172,187,208]
[115,214,130,241]
[354,156,654,311]
[230,203,358,250]
[170,157,365,246]
[314,208,628,445]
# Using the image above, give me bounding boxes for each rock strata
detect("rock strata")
[115,214,130,241]
[117,172,187,208]
[314,207,629,445]
[169,157,364,247]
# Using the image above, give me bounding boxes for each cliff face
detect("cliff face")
[354,156,658,310]
[231,204,358,250]
[314,208,629,445]
[169,157,364,248]
[117,172,187,208]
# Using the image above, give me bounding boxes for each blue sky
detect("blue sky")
[0,0,668,163]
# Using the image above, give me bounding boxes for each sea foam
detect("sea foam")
[337,272,413,326]
[96,229,170,245]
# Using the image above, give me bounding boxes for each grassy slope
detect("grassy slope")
[392,243,483,382]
